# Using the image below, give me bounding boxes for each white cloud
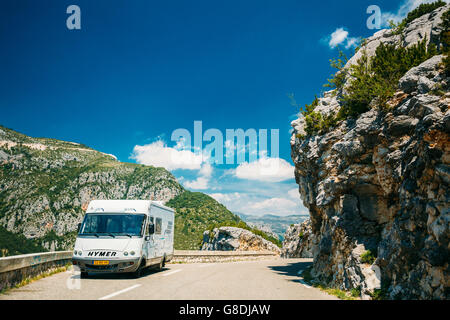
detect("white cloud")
[184,177,209,190]
[131,138,215,190]
[345,37,358,49]
[209,192,241,203]
[184,163,213,190]
[131,140,204,171]
[327,27,359,49]
[287,188,299,200]
[199,163,213,177]
[233,157,295,182]
[329,28,349,48]
[208,191,308,216]
[248,197,298,212]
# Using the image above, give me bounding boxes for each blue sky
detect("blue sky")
[0,0,437,216]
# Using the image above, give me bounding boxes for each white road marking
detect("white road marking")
[98,284,142,300]
[297,269,311,288]
[298,279,312,289]
[162,269,182,277]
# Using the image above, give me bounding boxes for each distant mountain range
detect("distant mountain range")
[235,212,308,240]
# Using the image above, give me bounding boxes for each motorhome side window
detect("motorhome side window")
[166,221,173,235]
[146,217,154,235]
[155,217,162,235]
[167,221,173,234]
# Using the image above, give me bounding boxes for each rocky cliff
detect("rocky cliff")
[289,5,449,299]
[281,219,314,258]
[202,227,281,253]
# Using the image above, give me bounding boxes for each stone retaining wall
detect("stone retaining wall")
[170,250,279,263]
[0,251,72,291]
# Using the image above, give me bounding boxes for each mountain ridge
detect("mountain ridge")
[0,125,249,253]
[235,212,308,240]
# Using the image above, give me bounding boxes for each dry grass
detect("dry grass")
[300,266,360,300]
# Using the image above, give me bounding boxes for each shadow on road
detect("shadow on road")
[83,266,169,280]
[267,260,312,281]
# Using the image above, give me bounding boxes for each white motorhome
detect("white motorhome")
[72,200,174,278]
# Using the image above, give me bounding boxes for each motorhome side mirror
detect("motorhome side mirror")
[149,224,155,235]
[77,223,81,232]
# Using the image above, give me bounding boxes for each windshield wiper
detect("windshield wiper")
[84,232,132,238]
[116,233,133,238]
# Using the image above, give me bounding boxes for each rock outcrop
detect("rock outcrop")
[345,5,448,70]
[290,5,449,300]
[202,227,281,253]
[281,219,314,258]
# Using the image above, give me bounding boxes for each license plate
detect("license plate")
[93,260,109,265]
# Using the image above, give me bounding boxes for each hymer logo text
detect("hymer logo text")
[87,251,117,257]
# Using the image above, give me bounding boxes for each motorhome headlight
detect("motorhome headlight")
[73,250,78,255]
[123,251,128,256]
[130,251,135,256]
[78,251,82,256]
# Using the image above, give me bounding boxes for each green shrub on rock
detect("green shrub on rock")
[324,49,349,93]
[360,250,376,264]
[351,286,361,297]
[339,39,437,120]
[301,37,438,135]
[298,3,445,138]
[390,0,447,36]
[403,1,446,25]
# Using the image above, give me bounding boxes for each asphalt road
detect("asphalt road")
[0,258,337,300]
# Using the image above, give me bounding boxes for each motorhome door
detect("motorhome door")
[144,216,155,259]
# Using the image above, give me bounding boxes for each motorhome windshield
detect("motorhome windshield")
[80,214,146,237]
